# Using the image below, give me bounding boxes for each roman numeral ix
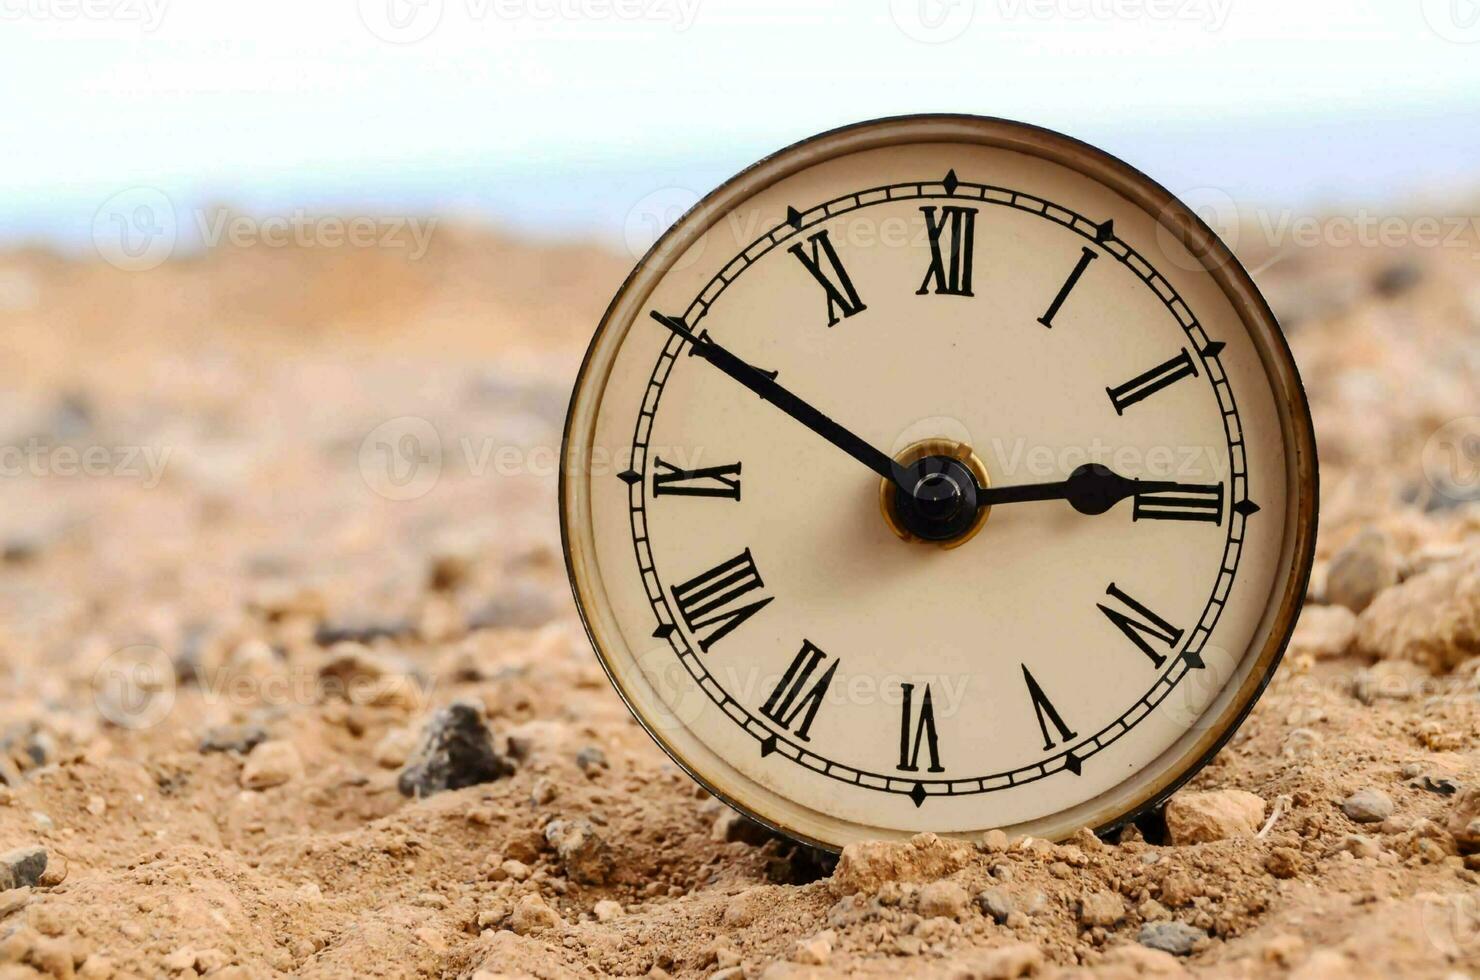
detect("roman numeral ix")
[917,205,976,296]
[1098,583,1184,669]
[668,549,774,653]
[652,457,742,500]
[760,640,838,741]
[787,229,866,326]
[1134,481,1224,524]
[897,682,944,773]
[1106,348,1199,414]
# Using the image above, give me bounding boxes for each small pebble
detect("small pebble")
[1341,788,1394,823]
[593,899,623,923]
[1077,890,1125,927]
[976,886,1013,924]
[1138,920,1208,956]
[916,880,969,919]
[0,847,48,890]
[240,740,303,790]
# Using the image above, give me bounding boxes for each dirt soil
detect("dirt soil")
[0,216,1477,979]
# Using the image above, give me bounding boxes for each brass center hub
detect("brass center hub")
[879,439,993,548]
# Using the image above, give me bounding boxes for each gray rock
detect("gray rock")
[1325,530,1398,613]
[575,746,608,773]
[199,723,269,754]
[397,701,513,798]
[544,818,614,885]
[1138,921,1207,956]
[0,847,48,890]
[1341,788,1395,823]
[976,886,1014,924]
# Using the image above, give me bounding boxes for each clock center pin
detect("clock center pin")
[880,438,993,548]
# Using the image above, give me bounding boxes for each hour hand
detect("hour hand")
[978,464,1182,516]
[649,312,909,489]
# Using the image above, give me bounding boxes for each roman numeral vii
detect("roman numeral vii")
[897,682,944,773]
[787,229,866,326]
[760,640,838,741]
[669,549,774,653]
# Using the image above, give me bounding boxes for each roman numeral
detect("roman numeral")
[1134,481,1224,524]
[1098,583,1184,669]
[760,640,838,741]
[669,549,774,653]
[1037,246,1098,328]
[652,457,742,500]
[917,205,976,296]
[787,230,866,326]
[896,682,944,773]
[1022,665,1077,751]
[1106,348,1198,414]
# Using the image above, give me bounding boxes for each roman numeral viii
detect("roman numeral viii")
[760,640,838,741]
[1098,583,1184,668]
[669,549,774,653]
[1106,348,1198,414]
[1134,481,1223,524]
[652,457,742,500]
[897,682,944,773]
[917,205,976,296]
[787,229,866,326]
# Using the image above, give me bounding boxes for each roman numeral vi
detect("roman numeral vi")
[669,549,774,652]
[897,682,944,773]
[787,229,866,326]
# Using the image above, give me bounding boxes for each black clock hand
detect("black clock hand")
[977,463,1182,516]
[650,311,910,489]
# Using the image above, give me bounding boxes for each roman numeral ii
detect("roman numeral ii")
[1106,348,1199,414]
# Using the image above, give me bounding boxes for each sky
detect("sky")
[2,0,1480,247]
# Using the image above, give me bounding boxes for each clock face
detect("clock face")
[561,116,1316,850]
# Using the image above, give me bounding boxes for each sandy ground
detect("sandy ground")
[0,213,1477,979]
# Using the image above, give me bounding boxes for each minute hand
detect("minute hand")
[978,463,1182,516]
[650,312,909,488]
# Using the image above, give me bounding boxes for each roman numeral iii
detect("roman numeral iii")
[1098,582,1184,668]
[787,229,866,326]
[652,457,742,500]
[1022,665,1077,751]
[760,640,838,741]
[897,682,944,773]
[1134,481,1224,524]
[917,205,976,296]
[1106,348,1198,414]
[669,549,774,653]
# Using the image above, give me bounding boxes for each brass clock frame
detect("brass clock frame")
[560,114,1318,851]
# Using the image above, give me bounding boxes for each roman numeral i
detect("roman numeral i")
[787,229,866,327]
[897,682,944,773]
[760,640,838,741]
[917,205,976,296]
[668,549,773,653]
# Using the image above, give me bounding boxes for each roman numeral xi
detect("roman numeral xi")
[666,549,773,653]
[917,205,976,296]
[788,229,866,326]
[652,457,742,500]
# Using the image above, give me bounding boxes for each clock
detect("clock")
[560,115,1316,850]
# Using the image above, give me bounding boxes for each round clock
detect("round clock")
[560,115,1316,850]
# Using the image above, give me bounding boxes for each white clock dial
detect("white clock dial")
[561,116,1316,850]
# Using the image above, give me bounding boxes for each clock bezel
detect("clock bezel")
[559,113,1318,851]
